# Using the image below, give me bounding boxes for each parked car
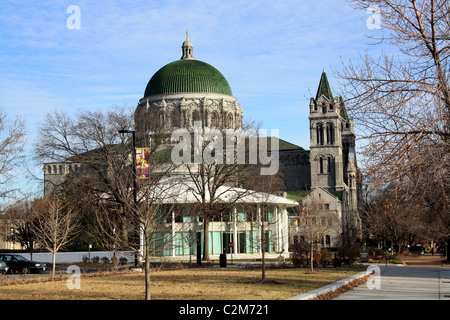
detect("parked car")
[0,254,47,274]
[0,260,8,274]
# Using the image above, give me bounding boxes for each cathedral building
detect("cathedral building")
[43,33,361,258]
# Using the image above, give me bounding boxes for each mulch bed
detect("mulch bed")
[310,273,373,300]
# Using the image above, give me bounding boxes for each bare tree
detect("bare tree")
[35,106,135,197]
[128,195,175,300]
[362,180,440,252]
[2,199,37,254]
[337,0,450,251]
[31,197,79,276]
[34,106,136,245]
[240,164,285,281]
[0,108,26,199]
[110,151,178,300]
[175,117,273,261]
[294,201,336,273]
[35,105,179,298]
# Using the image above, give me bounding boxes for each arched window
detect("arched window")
[192,110,200,126]
[319,157,324,174]
[227,113,234,128]
[171,110,180,128]
[210,112,219,128]
[327,156,333,173]
[326,123,334,144]
[316,123,324,145]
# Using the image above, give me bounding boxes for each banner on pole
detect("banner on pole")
[136,147,149,180]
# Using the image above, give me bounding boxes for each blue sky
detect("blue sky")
[0,0,384,198]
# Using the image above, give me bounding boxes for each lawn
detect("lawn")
[0,267,365,300]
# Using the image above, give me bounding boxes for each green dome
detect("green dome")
[144,59,233,97]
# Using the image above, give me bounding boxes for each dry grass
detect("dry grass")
[0,267,365,300]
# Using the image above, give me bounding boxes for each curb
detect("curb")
[287,269,374,300]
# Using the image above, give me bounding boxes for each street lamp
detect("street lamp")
[118,129,136,202]
[118,129,140,267]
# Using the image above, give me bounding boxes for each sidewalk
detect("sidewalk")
[400,253,447,267]
[333,254,450,300]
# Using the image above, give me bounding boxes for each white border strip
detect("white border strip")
[287,269,373,300]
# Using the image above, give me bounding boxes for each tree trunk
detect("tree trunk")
[310,242,314,273]
[52,246,56,278]
[202,219,209,261]
[446,239,450,261]
[145,249,151,300]
[261,222,265,281]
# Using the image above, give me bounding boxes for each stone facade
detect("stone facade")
[282,71,362,247]
[135,93,243,146]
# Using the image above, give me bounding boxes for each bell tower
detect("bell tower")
[309,70,345,191]
[308,70,362,239]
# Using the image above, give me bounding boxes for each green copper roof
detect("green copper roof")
[339,96,350,122]
[315,70,333,101]
[266,137,304,151]
[144,59,233,97]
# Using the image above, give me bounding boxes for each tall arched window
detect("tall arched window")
[210,112,219,127]
[171,110,180,128]
[319,157,324,174]
[326,123,334,144]
[316,123,324,145]
[327,156,333,173]
[192,110,200,126]
[226,113,234,128]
